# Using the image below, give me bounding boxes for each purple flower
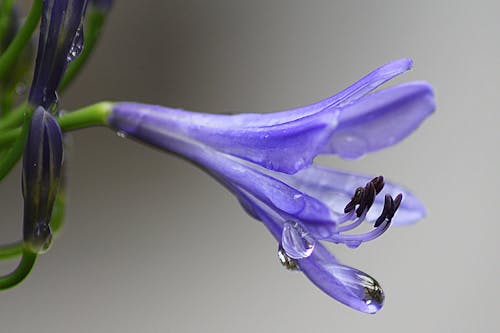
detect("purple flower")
[22,107,64,254]
[29,0,88,110]
[107,59,434,313]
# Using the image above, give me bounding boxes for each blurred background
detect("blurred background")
[1,0,499,332]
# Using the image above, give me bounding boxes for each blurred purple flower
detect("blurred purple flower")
[107,59,434,313]
[90,0,113,13]
[29,0,88,110]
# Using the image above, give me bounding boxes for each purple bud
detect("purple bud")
[22,107,63,253]
[29,0,89,110]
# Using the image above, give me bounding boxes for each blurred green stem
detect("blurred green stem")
[0,249,37,289]
[0,0,15,48]
[0,0,41,81]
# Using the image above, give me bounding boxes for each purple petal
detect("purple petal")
[278,165,426,226]
[111,102,338,174]
[22,107,64,253]
[236,189,384,314]
[276,58,414,119]
[323,81,435,159]
[29,0,89,109]
[298,242,384,314]
[109,106,334,221]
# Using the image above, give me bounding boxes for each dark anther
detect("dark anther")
[344,176,386,217]
[371,176,385,194]
[374,193,403,227]
[344,187,364,213]
[356,182,376,217]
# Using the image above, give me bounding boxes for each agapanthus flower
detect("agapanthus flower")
[22,106,63,253]
[106,59,434,313]
[29,0,88,110]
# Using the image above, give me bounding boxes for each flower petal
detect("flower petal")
[111,102,338,174]
[323,81,435,159]
[298,242,384,314]
[235,189,384,314]
[278,165,426,226]
[278,58,414,119]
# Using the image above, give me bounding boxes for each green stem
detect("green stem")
[0,241,21,260]
[0,0,41,81]
[0,125,19,145]
[49,190,65,237]
[0,102,112,147]
[0,249,36,289]
[58,101,112,131]
[0,0,15,48]
[0,107,31,181]
[59,8,107,92]
[0,190,65,260]
[0,88,13,113]
[0,101,27,129]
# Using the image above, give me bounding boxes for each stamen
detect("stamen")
[338,210,356,225]
[344,187,364,213]
[344,176,384,217]
[372,176,385,194]
[330,217,392,244]
[374,193,403,227]
[336,176,404,246]
[337,209,367,232]
[356,182,376,217]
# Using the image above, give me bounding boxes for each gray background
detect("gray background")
[1,0,499,332]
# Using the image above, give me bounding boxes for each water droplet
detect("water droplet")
[328,264,385,313]
[331,133,368,159]
[281,221,316,259]
[116,131,128,138]
[355,270,384,313]
[346,240,361,249]
[26,223,53,254]
[67,27,84,62]
[277,245,300,271]
[15,83,27,95]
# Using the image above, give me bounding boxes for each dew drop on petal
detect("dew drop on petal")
[331,133,368,159]
[67,27,84,62]
[15,83,27,96]
[116,131,128,139]
[281,221,316,259]
[329,264,385,313]
[26,223,53,254]
[354,270,385,313]
[346,240,362,248]
[277,245,300,271]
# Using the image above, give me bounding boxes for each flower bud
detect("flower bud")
[22,107,63,253]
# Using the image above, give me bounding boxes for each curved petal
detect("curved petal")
[278,165,426,226]
[298,243,384,314]
[111,102,338,174]
[323,81,435,159]
[109,108,335,223]
[277,58,414,119]
[235,189,384,314]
